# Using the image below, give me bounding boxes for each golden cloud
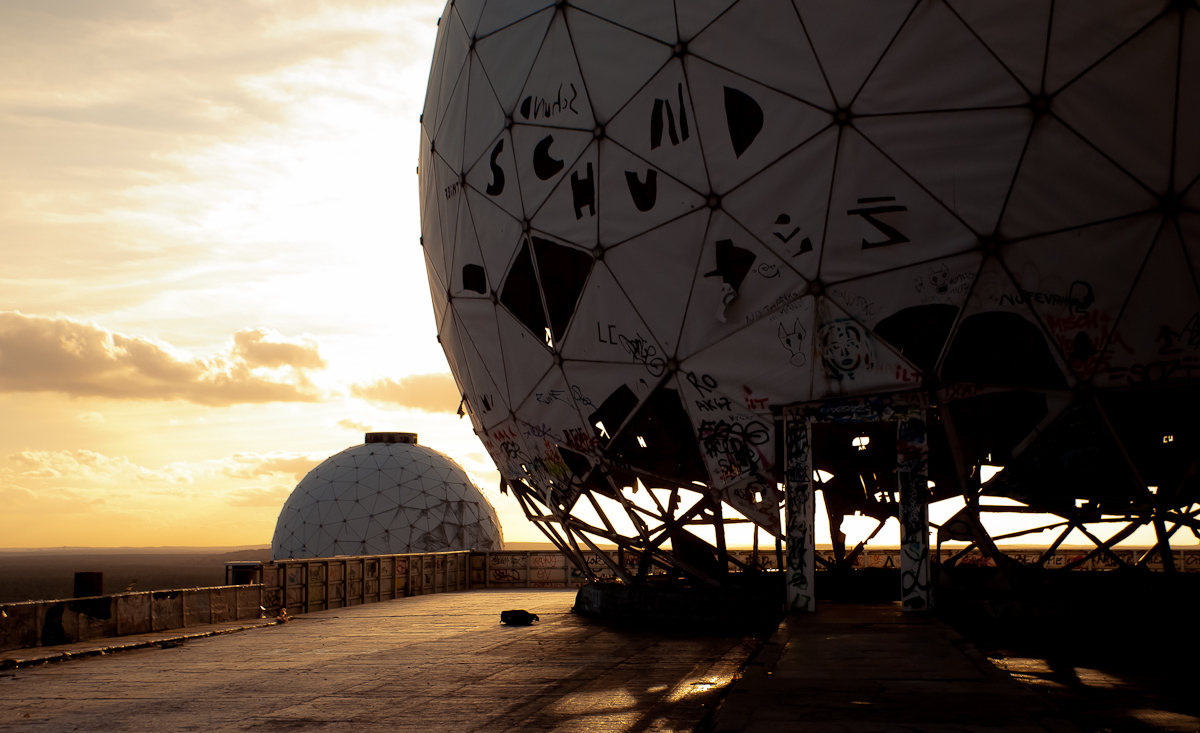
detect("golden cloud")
[337,418,374,433]
[226,485,293,508]
[0,312,325,405]
[221,452,323,482]
[350,373,460,413]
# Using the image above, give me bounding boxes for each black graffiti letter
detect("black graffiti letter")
[651,83,691,150]
[624,170,658,212]
[724,87,763,158]
[571,162,595,219]
[534,135,564,180]
[847,197,909,249]
[486,139,505,196]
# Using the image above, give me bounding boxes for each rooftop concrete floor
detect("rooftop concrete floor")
[4,592,1158,733]
[0,589,755,733]
[710,603,1077,733]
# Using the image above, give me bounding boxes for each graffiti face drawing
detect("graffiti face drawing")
[778,319,806,366]
[818,319,873,381]
[928,263,950,294]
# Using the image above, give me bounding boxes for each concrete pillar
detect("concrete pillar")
[897,413,931,610]
[784,414,816,612]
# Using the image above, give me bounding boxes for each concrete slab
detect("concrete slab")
[0,590,756,733]
[709,603,1078,733]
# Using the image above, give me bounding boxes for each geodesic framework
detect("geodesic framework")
[271,433,503,559]
[418,0,1200,587]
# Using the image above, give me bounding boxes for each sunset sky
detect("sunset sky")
[0,0,535,547]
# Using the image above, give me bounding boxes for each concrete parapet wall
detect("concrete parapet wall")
[5,546,1192,655]
[0,585,264,654]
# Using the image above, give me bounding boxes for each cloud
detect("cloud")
[350,373,460,413]
[0,311,326,405]
[1,449,322,506]
[337,418,374,433]
[5,449,195,486]
[226,485,292,508]
[233,328,325,369]
[221,452,322,482]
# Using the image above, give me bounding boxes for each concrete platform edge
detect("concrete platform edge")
[0,618,277,670]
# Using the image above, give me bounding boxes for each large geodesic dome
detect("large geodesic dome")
[272,433,503,559]
[419,0,1200,587]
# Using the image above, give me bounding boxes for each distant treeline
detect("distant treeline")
[0,549,273,604]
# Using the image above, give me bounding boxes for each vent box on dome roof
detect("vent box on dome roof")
[365,432,417,444]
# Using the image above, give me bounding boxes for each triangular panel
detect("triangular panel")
[677,211,811,359]
[515,11,596,130]
[495,295,555,406]
[1177,9,1200,194]
[476,0,555,39]
[466,130,525,222]
[680,293,817,409]
[685,55,832,194]
[603,58,711,193]
[474,7,556,115]
[688,0,832,108]
[721,126,837,282]
[512,125,594,219]
[945,0,1052,93]
[421,8,455,139]
[433,10,473,132]
[434,61,470,173]
[598,140,706,245]
[854,0,1027,114]
[567,8,673,125]
[462,54,508,174]
[604,209,710,356]
[1000,214,1161,380]
[448,303,513,430]
[999,116,1158,239]
[675,0,739,43]
[560,263,668,370]
[569,0,678,43]
[450,194,491,299]
[1094,224,1200,388]
[940,256,1071,389]
[464,186,524,285]
[793,0,917,108]
[828,251,983,374]
[1054,13,1178,195]
[810,297,924,399]
[673,372,774,489]
[512,368,593,458]
[855,108,1034,235]
[821,127,978,284]
[1043,0,1168,94]
[425,248,450,336]
[532,140,600,247]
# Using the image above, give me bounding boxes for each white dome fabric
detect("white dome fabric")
[271,441,503,559]
[418,0,1199,576]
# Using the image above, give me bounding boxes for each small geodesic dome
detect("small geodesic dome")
[271,433,503,559]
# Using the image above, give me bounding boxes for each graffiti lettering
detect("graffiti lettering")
[697,419,770,479]
[686,371,718,396]
[618,332,666,376]
[1105,357,1200,384]
[1157,313,1200,354]
[695,396,733,412]
[519,83,580,121]
[847,196,908,249]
